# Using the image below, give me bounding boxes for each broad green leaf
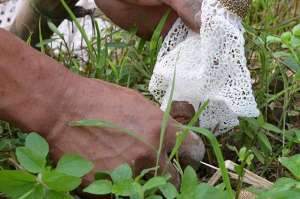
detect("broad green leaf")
[159,183,178,199]
[42,170,81,192]
[279,155,300,179]
[111,164,133,183]
[195,183,227,198]
[83,180,112,195]
[251,147,265,164]
[281,32,292,43]
[22,185,45,199]
[112,179,135,196]
[266,35,281,44]
[56,154,93,177]
[281,56,300,72]
[291,36,300,48]
[129,182,144,199]
[16,147,46,173]
[295,70,300,81]
[146,195,163,199]
[0,170,36,198]
[292,24,300,37]
[257,189,300,199]
[46,190,73,199]
[179,166,198,198]
[143,177,167,191]
[257,132,272,154]
[262,123,282,134]
[272,177,300,191]
[25,133,49,158]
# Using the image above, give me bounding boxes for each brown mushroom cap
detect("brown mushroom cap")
[219,0,252,18]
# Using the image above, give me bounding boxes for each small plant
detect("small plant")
[83,164,227,199]
[0,132,93,198]
[255,154,300,199]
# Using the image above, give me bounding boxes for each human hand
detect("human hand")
[45,75,205,187]
[162,0,203,31]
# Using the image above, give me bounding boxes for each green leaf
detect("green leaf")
[112,179,135,196]
[292,24,300,37]
[56,154,93,177]
[272,177,300,191]
[179,166,198,198]
[279,155,300,179]
[22,184,45,199]
[16,147,46,173]
[46,190,73,199]
[0,170,36,198]
[281,32,292,44]
[159,183,178,199]
[257,132,272,154]
[25,133,49,158]
[257,189,300,199]
[47,21,64,38]
[42,170,81,192]
[266,35,281,44]
[262,123,283,134]
[146,195,163,199]
[111,164,133,183]
[281,56,300,72]
[143,176,167,191]
[83,180,112,195]
[251,147,265,164]
[291,36,300,48]
[295,70,300,81]
[195,183,227,198]
[180,127,234,199]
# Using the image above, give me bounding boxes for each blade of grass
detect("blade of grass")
[149,9,171,66]
[38,17,45,53]
[68,119,155,152]
[182,126,234,199]
[155,65,176,176]
[60,0,95,62]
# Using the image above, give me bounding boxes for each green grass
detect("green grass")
[1,0,300,198]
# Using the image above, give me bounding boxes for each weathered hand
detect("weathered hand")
[0,29,205,193]
[47,75,205,187]
[162,0,203,31]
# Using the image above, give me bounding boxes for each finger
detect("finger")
[179,131,206,169]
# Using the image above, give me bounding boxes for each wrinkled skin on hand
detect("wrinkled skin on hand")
[49,76,205,186]
[3,1,207,197]
[0,28,205,197]
[162,0,203,31]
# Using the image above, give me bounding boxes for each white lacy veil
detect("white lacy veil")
[149,0,259,134]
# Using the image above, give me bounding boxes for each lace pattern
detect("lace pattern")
[149,0,259,134]
[0,0,20,29]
